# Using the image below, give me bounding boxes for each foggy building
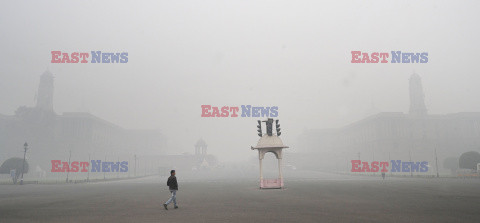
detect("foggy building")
[409,73,428,116]
[297,73,480,171]
[148,139,217,172]
[0,70,167,171]
[194,138,207,159]
[35,69,55,112]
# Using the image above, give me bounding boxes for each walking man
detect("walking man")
[164,170,178,210]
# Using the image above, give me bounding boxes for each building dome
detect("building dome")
[42,68,53,76]
[410,72,420,80]
[195,138,207,147]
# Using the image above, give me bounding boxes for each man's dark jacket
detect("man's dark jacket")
[167,176,178,190]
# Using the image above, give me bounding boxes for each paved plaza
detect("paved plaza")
[1,171,479,222]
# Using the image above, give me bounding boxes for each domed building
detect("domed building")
[194,138,207,157]
[297,73,480,174]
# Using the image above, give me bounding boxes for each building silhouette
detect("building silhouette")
[35,70,55,112]
[297,73,480,173]
[409,73,427,116]
[0,70,166,173]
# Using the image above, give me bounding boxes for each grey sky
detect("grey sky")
[1,0,479,161]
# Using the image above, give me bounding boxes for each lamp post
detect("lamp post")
[434,148,439,178]
[87,154,90,182]
[117,157,120,178]
[20,142,28,185]
[372,150,375,176]
[104,154,107,180]
[66,150,71,183]
[389,152,392,176]
[409,150,413,177]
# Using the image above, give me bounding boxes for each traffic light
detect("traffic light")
[257,120,262,137]
[266,118,273,136]
[275,119,281,136]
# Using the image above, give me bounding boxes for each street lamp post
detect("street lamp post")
[434,148,439,178]
[117,157,120,178]
[66,150,71,183]
[409,150,413,177]
[87,154,90,182]
[372,150,375,176]
[389,152,392,176]
[20,142,28,185]
[104,154,107,180]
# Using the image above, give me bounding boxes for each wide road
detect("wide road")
[1,171,479,223]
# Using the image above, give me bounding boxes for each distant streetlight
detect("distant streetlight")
[66,150,71,183]
[434,148,439,178]
[104,154,107,180]
[117,157,120,178]
[372,150,375,176]
[389,152,392,176]
[20,142,28,185]
[87,154,90,182]
[409,150,413,177]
